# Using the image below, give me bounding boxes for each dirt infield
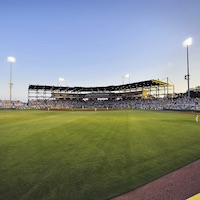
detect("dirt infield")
[112,159,200,200]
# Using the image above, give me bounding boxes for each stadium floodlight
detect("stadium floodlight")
[58,77,65,81]
[57,77,66,86]
[7,56,16,103]
[7,57,16,63]
[182,37,192,47]
[122,74,130,84]
[182,37,192,98]
[124,74,130,78]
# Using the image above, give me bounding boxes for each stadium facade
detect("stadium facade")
[28,79,174,101]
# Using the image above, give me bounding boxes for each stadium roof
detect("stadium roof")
[28,79,173,92]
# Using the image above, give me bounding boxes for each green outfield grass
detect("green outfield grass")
[1,109,200,200]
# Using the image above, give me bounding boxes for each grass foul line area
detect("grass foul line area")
[1,110,200,200]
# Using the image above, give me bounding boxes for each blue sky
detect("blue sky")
[1,0,200,101]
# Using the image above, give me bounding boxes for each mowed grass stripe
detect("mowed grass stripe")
[0,110,200,200]
[0,110,88,200]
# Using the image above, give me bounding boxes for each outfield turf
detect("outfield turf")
[1,109,200,200]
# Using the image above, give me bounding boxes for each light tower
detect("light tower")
[57,77,66,86]
[7,56,16,102]
[122,74,130,84]
[182,37,192,98]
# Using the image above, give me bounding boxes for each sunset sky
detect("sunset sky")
[1,0,200,101]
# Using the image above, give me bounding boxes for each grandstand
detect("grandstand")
[28,79,174,101]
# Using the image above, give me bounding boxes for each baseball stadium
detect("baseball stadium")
[2,1,200,199]
[1,78,200,200]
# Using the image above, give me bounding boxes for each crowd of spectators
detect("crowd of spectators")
[27,96,200,111]
[0,100,28,109]
[1,97,200,111]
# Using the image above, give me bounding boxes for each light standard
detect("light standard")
[7,56,16,103]
[57,77,66,86]
[122,74,130,84]
[182,37,192,98]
